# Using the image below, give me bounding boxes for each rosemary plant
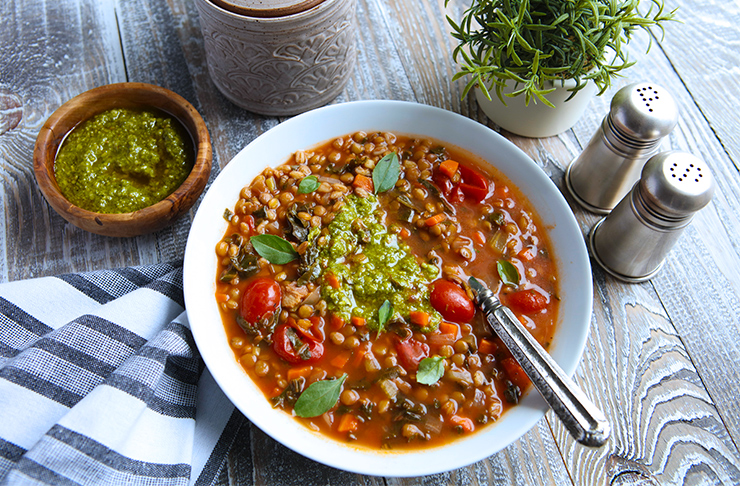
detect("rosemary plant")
[448,0,677,107]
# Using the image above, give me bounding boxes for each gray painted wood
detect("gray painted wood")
[1,0,740,483]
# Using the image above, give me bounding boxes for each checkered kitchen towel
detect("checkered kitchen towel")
[0,261,243,485]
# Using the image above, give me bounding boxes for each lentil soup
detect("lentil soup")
[215,131,559,450]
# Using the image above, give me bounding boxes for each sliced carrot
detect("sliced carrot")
[473,230,487,246]
[353,174,374,193]
[439,321,459,337]
[425,213,446,227]
[398,227,411,239]
[439,159,459,178]
[325,272,340,289]
[501,357,530,390]
[351,315,366,327]
[478,338,498,355]
[350,344,368,368]
[409,310,430,327]
[330,351,352,369]
[517,246,537,261]
[215,293,229,303]
[287,365,313,381]
[449,415,475,433]
[329,313,345,330]
[337,413,359,433]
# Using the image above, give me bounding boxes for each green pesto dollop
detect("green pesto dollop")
[54,108,194,214]
[319,194,441,332]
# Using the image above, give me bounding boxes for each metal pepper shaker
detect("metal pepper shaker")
[566,82,679,214]
[588,151,715,282]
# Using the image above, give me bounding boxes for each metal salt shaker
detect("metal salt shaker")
[566,83,679,214]
[589,151,715,282]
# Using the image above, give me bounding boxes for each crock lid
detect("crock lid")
[211,0,325,17]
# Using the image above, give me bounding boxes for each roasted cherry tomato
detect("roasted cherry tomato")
[239,276,281,324]
[395,338,430,372]
[272,323,324,364]
[432,162,490,203]
[505,289,549,314]
[430,279,475,323]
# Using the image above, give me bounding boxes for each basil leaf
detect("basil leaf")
[497,260,520,286]
[250,234,298,264]
[416,356,445,385]
[373,152,400,194]
[298,175,320,194]
[294,374,348,417]
[378,300,392,331]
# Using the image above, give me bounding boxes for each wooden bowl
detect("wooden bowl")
[34,82,212,237]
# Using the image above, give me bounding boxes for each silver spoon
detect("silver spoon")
[468,277,610,447]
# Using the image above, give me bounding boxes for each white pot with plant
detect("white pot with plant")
[447,0,677,137]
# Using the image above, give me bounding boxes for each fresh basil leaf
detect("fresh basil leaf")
[250,234,298,264]
[378,300,392,331]
[416,356,445,385]
[497,260,520,286]
[298,175,320,194]
[373,152,400,194]
[294,374,348,417]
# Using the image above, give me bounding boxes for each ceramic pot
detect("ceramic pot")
[475,78,597,138]
[195,0,357,116]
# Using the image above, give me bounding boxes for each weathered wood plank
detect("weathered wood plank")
[0,0,145,282]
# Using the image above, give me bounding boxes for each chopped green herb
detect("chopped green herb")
[298,175,320,194]
[416,356,445,385]
[294,374,348,417]
[250,234,298,264]
[378,300,393,331]
[373,152,400,194]
[497,260,520,287]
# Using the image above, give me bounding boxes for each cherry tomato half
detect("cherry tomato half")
[429,279,476,323]
[239,277,282,324]
[432,163,490,203]
[395,338,430,372]
[505,289,549,315]
[272,323,324,364]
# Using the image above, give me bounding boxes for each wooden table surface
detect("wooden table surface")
[2,0,740,484]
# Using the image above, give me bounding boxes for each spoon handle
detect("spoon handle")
[472,281,610,447]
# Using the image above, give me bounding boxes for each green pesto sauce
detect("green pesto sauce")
[319,194,441,332]
[54,108,194,214]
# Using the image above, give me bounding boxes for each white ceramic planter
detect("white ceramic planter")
[475,78,597,138]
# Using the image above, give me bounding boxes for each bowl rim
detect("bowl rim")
[33,82,212,236]
[183,100,593,476]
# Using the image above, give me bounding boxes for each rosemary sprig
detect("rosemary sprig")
[447,0,677,106]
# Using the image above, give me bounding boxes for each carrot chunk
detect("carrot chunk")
[287,365,313,381]
[478,338,498,355]
[425,214,446,226]
[325,272,340,289]
[449,415,475,432]
[351,315,366,327]
[409,310,430,327]
[439,321,459,337]
[353,174,374,193]
[337,413,359,433]
[330,351,352,369]
[439,159,459,178]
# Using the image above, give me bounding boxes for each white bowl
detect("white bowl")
[183,100,592,477]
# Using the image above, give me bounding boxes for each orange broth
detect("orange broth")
[215,132,559,449]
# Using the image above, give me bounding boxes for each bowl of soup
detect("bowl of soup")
[183,100,592,476]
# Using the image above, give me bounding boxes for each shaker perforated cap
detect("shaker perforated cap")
[609,83,679,144]
[639,151,716,220]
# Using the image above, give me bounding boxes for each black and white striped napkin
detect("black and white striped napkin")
[0,262,244,485]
